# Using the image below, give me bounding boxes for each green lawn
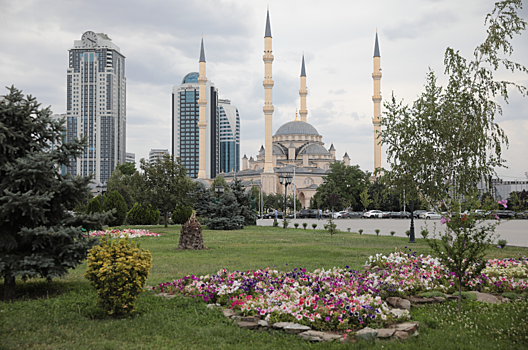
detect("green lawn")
[1,225,527,349]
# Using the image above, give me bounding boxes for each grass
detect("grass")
[1,225,527,349]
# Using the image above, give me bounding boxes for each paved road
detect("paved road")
[257,218,528,248]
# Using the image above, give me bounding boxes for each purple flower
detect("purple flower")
[325,316,331,322]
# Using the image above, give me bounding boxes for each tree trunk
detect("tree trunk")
[3,273,16,300]
[458,277,462,313]
[164,212,168,228]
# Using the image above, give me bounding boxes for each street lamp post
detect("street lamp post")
[278,174,293,229]
[96,182,107,208]
[409,199,416,243]
[214,185,225,199]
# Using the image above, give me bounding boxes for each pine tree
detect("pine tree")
[230,178,257,225]
[102,190,128,226]
[0,86,110,300]
[86,195,102,214]
[192,182,215,218]
[207,191,245,230]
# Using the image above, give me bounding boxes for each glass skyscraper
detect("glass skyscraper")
[65,31,126,184]
[172,72,219,179]
[218,99,240,173]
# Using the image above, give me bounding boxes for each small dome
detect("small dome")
[275,121,319,136]
[272,145,285,155]
[182,72,199,84]
[300,144,329,155]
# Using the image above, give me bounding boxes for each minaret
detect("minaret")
[372,31,382,173]
[263,8,274,173]
[197,37,208,179]
[299,54,308,122]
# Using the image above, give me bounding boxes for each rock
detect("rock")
[470,291,500,304]
[390,309,408,318]
[386,297,411,310]
[355,327,378,341]
[237,321,259,329]
[393,330,409,340]
[258,320,269,327]
[241,316,260,322]
[407,296,434,304]
[389,322,418,334]
[178,213,205,250]
[272,322,295,329]
[299,331,323,342]
[284,324,311,334]
[386,297,401,308]
[445,294,459,300]
[223,309,236,318]
[377,329,395,338]
[363,265,371,270]
[432,296,445,303]
[322,333,342,341]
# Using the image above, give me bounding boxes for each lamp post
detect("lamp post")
[278,174,293,229]
[214,185,225,199]
[409,199,416,243]
[96,182,107,208]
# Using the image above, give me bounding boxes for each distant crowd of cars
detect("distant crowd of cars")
[260,208,528,220]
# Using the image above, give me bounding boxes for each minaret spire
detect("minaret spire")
[197,38,208,179]
[263,8,274,174]
[299,54,308,122]
[372,31,382,174]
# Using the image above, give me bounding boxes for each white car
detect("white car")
[424,212,442,220]
[331,211,348,219]
[364,210,383,218]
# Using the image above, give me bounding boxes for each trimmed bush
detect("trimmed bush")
[405,230,411,237]
[502,292,520,300]
[102,190,128,226]
[390,231,396,236]
[172,205,193,225]
[421,229,429,239]
[461,292,478,301]
[347,228,351,233]
[84,236,152,316]
[420,291,446,298]
[375,229,380,236]
[498,239,507,248]
[358,229,363,235]
[86,195,102,214]
[127,203,160,225]
[294,223,299,229]
[312,223,317,230]
[302,223,308,230]
[273,221,279,227]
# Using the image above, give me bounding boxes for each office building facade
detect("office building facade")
[218,99,240,173]
[65,31,126,184]
[125,152,135,164]
[149,149,169,165]
[172,72,219,179]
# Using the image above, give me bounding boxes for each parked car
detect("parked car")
[364,210,383,218]
[389,211,411,219]
[263,211,284,219]
[424,212,442,220]
[413,210,427,219]
[344,212,363,219]
[381,211,391,218]
[331,211,348,219]
[494,210,516,219]
[298,209,318,218]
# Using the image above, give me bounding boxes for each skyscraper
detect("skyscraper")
[218,99,240,173]
[172,40,219,179]
[65,31,126,184]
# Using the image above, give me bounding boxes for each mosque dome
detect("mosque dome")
[182,72,199,84]
[275,120,319,136]
[300,144,329,155]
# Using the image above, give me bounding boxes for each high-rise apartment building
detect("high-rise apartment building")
[65,31,126,184]
[218,99,240,173]
[172,71,219,179]
[125,152,135,164]
[149,149,169,165]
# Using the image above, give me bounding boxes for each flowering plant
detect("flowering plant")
[87,228,162,238]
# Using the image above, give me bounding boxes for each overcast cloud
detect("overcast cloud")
[1,0,526,181]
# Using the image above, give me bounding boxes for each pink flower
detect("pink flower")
[498,199,508,208]
[440,217,451,225]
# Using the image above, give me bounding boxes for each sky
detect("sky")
[1,0,527,181]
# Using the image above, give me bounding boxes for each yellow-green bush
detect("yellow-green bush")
[84,235,152,316]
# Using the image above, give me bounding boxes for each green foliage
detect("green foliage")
[294,223,299,229]
[282,218,289,228]
[312,223,317,230]
[390,231,396,236]
[347,228,351,233]
[498,239,508,248]
[172,205,192,225]
[273,221,279,227]
[323,218,338,236]
[138,155,195,227]
[0,86,109,300]
[115,162,136,176]
[191,182,215,218]
[406,230,411,237]
[502,292,520,300]
[375,229,380,236]
[229,178,257,226]
[86,195,102,214]
[315,162,370,211]
[460,292,478,301]
[84,236,152,316]
[359,188,372,210]
[102,190,128,226]
[420,291,446,298]
[211,175,229,197]
[421,229,429,239]
[359,229,363,235]
[207,191,245,230]
[127,203,160,225]
[302,223,308,229]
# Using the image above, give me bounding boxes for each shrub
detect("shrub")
[172,205,193,225]
[390,231,396,236]
[86,195,102,214]
[502,292,520,300]
[273,221,279,227]
[460,292,478,301]
[420,291,446,298]
[312,223,317,230]
[347,228,351,233]
[498,239,507,248]
[127,203,160,225]
[359,229,363,235]
[375,229,380,236]
[282,218,289,228]
[324,218,338,236]
[421,229,429,239]
[102,190,128,226]
[294,223,299,229]
[84,235,153,316]
[406,230,411,237]
[302,223,308,230]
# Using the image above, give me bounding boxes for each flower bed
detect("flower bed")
[87,228,162,238]
[154,249,527,332]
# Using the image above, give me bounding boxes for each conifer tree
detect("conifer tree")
[102,190,128,226]
[207,191,244,230]
[230,178,257,225]
[0,86,110,300]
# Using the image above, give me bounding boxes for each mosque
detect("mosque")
[196,9,382,209]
